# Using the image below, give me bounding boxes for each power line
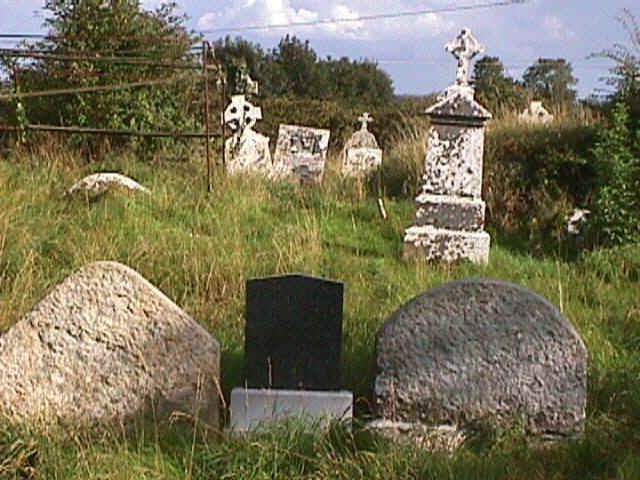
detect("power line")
[199,0,528,34]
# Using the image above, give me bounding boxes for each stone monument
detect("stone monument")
[229,274,352,432]
[0,261,221,427]
[342,112,382,176]
[223,94,272,175]
[519,100,553,124]
[273,124,330,184]
[373,279,588,438]
[404,28,492,264]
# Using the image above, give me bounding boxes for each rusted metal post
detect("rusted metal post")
[203,41,211,192]
[221,68,226,171]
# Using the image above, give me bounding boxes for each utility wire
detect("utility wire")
[199,0,527,34]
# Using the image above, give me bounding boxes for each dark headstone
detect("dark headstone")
[374,279,588,434]
[245,274,344,390]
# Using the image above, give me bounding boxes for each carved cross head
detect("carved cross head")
[445,28,484,86]
[358,112,373,131]
[223,95,262,133]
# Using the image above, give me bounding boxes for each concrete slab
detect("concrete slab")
[229,388,353,432]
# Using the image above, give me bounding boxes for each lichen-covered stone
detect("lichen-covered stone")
[342,147,382,177]
[273,124,330,184]
[374,279,588,435]
[0,261,220,427]
[415,193,485,231]
[403,225,490,263]
[66,173,150,198]
[225,128,272,175]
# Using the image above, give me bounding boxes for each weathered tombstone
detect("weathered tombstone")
[519,100,553,124]
[342,112,383,176]
[404,28,492,264]
[224,94,272,175]
[373,279,588,437]
[230,274,352,431]
[273,124,330,183]
[66,172,150,199]
[0,261,221,428]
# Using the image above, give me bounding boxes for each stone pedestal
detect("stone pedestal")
[404,84,492,263]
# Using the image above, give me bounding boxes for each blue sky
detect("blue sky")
[1,0,638,99]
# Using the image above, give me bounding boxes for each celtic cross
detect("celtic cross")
[445,28,484,87]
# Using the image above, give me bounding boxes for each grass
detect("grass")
[0,121,639,478]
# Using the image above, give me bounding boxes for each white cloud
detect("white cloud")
[544,15,576,42]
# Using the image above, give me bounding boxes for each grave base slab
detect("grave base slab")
[404,225,490,264]
[229,388,353,432]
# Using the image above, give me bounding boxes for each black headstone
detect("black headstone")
[245,274,344,390]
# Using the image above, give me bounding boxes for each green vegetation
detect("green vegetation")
[0,107,639,477]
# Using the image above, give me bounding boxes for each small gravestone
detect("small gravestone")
[342,112,383,176]
[223,94,272,175]
[66,172,150,199]
[519,100,553,124]
[230,274,352,431]
[273,124,330,183]
[0,261,221,428]
[374,279,587,437]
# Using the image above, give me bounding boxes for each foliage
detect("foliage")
[472,56,527,113]
[586,101,640,247]
[0,0,202,156]
[589,8,640,125]
[522,58,578,107]
[213,34,394,107]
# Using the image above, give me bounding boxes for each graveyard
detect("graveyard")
[0,4,639,477]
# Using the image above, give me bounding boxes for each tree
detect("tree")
[589,8,640,124]
[472,56,526,113]
[1,0,201,154]
[522,58,578,107]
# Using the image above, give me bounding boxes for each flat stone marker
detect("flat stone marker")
[0,261,221,427]
[374,279,587,435]
[66,172,150,199]
[230,273,352,432]
[273,124,330,183]
[244,274,344,390]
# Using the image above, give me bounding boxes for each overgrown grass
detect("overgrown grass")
[0,116,639,478]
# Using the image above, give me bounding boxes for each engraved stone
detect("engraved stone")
[342,112,382,176]
[273,124,330,183]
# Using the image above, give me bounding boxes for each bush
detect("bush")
[586,102,640,247]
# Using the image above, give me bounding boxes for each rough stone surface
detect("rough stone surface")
[421,125,485,199]
[0,261,220,427]
[374,279,588,435]
[415,194,485,231]
[273,124,330,183]
[404,225,490,263]
[245,274,344,390]
[66,173,150,198]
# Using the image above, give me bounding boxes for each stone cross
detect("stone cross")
[358,112,373,131]
[445,28,484,87]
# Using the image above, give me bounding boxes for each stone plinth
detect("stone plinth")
[229,388,352,432]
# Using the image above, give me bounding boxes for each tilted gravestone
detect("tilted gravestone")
[230,274,352,431]
[404,28,491,264]
[273,124,330,183]
[374,279,588,435]
[0,261,221,427]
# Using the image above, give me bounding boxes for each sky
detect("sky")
[0,0,638,100]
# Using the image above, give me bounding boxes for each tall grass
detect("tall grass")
[0,111,639,478]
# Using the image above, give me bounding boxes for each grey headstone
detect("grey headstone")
[374,279,587,434]
[245,274,344,390]
[273,124,330,183]
[0,261,220,427]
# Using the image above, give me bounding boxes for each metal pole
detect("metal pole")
[221,68,226,171]
[203,41,211,193]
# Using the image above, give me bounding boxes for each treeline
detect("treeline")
[213,35,394,107]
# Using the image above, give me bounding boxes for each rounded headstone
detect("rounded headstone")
[0,261,220,427]
[374,279,587,434]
